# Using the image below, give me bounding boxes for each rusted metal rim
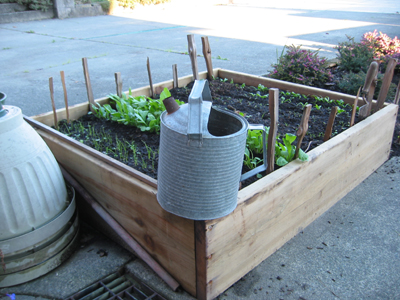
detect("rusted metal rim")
[0,187,76,255]
[0,222,79,288]
[0,187,79,287]
[1,211,79,275]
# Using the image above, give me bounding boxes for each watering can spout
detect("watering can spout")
[163,96,180,114]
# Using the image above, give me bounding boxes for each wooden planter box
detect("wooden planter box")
[26,69,398,300]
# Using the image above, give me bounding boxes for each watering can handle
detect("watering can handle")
[187,80,212,147]
[240,124,268,182]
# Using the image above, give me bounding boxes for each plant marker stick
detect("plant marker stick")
[82,57,95,112]
[172,64,178,89]
[187,34,199,80]
[376,58,398,111]
[201,36,213,80]
[295,104,312,159]
[60,71,70,124]
[49,77,58,130]
[114,72,122,98]
[323,106,338,142]
[266,88,279,174]
[359,61,379,119]
[350,87,361,127]
[147,57,154,98]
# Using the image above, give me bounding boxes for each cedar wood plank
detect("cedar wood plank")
[202,104,398,299]
[35,128,197,295]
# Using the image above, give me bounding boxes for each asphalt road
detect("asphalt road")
[1,0,399,117]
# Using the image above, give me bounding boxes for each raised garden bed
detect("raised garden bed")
[26,69,398,300]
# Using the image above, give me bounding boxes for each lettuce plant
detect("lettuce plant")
[245,127,309,170]
[91,88,183,133]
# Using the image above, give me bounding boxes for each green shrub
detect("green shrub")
[1,0,52,11]
[268,45,333,88]
[335,36,375,73]
[338,71,396,101]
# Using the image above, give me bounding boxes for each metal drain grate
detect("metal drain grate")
[64,269,166,300]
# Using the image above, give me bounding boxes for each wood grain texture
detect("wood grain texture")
[323,106,338,142]
[60,71,69,123]
[376,58,398,110]
[114,72,123,97]
[201,103,398,300]
[33,127,196,295]
[267,88,279,174]
[82,57,95,112]
[218,69,366,106]
[30,68,398,300]
[49,77,58,130]
[172,64,178,89]
[295,104,311,158]
[201,36,213,80]
[147,57,154,98]
[187,34,199,80]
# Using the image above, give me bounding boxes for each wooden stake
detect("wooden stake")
[350,87,361,127]
[359,61,379,119]
[147,57,154,98]
[114,72,122,97]
[201,36,213,80]
[395,79,400,105]
[295,104,312,159]
[323,106,338,142]
[266,88,279,174]
[82,57,95,112]
[172,64,178,89]
[187,34,199,80]
[376,58,398,110]
[49,77,58,130]
[60,70,70,124]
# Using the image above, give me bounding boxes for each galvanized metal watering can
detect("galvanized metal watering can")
[157,80,267,220]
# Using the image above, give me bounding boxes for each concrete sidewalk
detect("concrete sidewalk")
[0,1,399,299]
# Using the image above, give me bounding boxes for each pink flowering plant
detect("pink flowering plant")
[268,45,333,87]
[361,30,400,57]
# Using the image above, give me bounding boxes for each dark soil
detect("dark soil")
[58,78,400,186]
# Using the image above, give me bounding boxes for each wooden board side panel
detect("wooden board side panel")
[218,69,363,106]
[37,130,196,296]
[203,104,398,299]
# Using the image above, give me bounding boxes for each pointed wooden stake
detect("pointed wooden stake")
[350,87,361,127]
[324,106,338,142]
[172,64,178,89]
[201,36,213,80]
[82,57,95,112]
[60,70,70,124]
[295,104,312,159]
[114,72,122,97]
[359,61,379,119]
[147,57,154,98]
[395,79,400,105]
[49,77,58,130]
[187,34,199,80]
[376,58,398,111]
[266,88,279,174]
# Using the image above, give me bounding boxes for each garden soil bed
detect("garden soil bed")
[57,78,400,187]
